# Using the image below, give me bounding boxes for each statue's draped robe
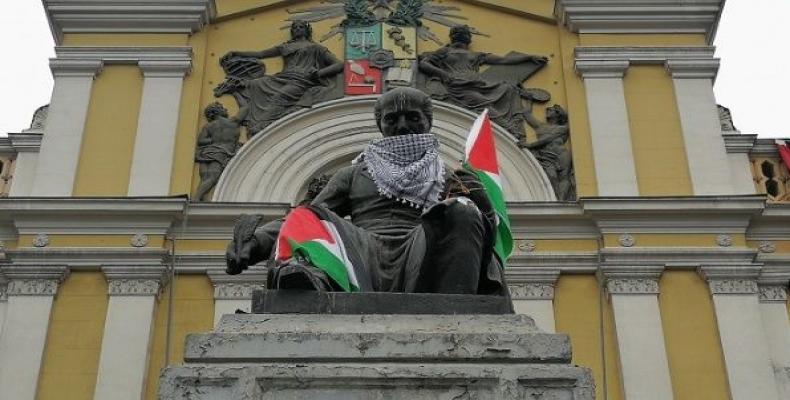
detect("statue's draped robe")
[257,164,509,295]
[243,40,340,133]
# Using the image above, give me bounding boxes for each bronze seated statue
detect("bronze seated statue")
[225,87,509,298]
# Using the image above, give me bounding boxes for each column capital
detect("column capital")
[207,268,267,300]
[758,284,788,303]
[0,280,7,301]
[698,265,761,294]
[102,265,168,296]
[139,60,192,78]
[665,58,720,80]
[1,266,69,296]
[508,283,555,300]
[49,58,103,78]
[575,60,629,79]
[600,266,663,295]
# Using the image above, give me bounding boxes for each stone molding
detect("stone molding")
[49,58,103,78]
[1,266,69,296]
[508,283,555,300]
[207,268,267,300]
[722,134,757,154]
[7,133,44,153]
[758,285,788,303]
[213,95,556,203]
[555,0,723,41]
[606,278,660,294]
[575,47,719,80]
[54,47,192,73]
[102,265,168,296]
[618,234,635,247]
[7,247,168,269]
[44,0,217,44]
[574,60,629,79]
[707,279,759,295]
[138,60,192,78]
[0,282,7,301]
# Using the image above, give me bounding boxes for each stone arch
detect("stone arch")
[213,95,555,203]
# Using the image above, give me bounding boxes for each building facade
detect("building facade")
[0,1,789,399]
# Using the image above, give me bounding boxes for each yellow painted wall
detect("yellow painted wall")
[554,275,623,400]
[72,66,143,196]
[37,272,108,400]
[144,275,214,400]
[514,239,599,252]
[16,234,165,248]
[623,66,693,195]
[62,33,189,47]
[660,270,731,399]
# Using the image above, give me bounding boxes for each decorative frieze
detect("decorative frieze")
[0,283,8,301]
[508,283,554,300]
[708,279,758,295]
[102,265,167,297]
[1,266,69,296]
[214,283,260,300]
[107,279,162,296]
[606,278,660,295]
[758,285,788,303]
[7,279,60,296]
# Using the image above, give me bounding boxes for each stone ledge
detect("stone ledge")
[252,290,514,314]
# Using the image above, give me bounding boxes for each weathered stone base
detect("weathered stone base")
[159,314,594,399]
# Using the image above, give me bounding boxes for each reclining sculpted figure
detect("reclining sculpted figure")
[226,87,509,296]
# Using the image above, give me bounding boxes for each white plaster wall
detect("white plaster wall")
[8,152,39,197]
[673,78,733,195]
[94,295,157,400]
[760,302,790,398]
[0,296,55,399]
[512,299,555,333]
[583,78,639,196]
[32,75,96,196]
[610,294,674,400]
[727,153,756,195]
[713,294,779,400]
[127,74,186,196]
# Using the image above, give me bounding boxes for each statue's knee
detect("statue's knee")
[444,198,484,227]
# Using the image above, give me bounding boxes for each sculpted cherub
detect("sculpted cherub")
[522,102,575,201]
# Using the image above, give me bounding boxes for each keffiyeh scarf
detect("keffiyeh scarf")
[355,134,445,209]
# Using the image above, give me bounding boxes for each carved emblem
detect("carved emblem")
[517,240,536,253]
[33,233,50,248]
[715,234,733,247]
[618,234,635,247]
[130,233,149,248]
[758,241,776,253]
[345,60,382,95]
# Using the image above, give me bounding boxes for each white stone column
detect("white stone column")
[666,59,733,195]
[601,267,674,400]
[208,269,267,327]
[508,269,559,333]
[127,60,191,196]
[575,60,638,196]
[8,133,43,197]
[93,266,167,400]
[758,283,790,399]
[0,266,69,400]
[31,59,103,196]
[699,266,780,400]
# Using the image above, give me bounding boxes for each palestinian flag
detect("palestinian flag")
[463,109,513,264]
[274,206,359,292]
[777,140,790,170]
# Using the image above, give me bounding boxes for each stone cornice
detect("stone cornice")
[556,0,723,43]
[602,247,757,267]
[581,195,765,234]
[575,46,719,80]
[6,247,167,269]
[698,265,762,295]
[750,138,786,157]
[102,265,167,296]
[44,0,217,44]
[508,252,598,274]
[574,60,629,79]
[1,265,69,296]
[665,59,720,80]
[722,134,758,154]
[507,202,598,240]
[747,203,790,241]
[7,133,44,153]
[49,58,103,78]
[176,202,290,240]
[54,47,193,73]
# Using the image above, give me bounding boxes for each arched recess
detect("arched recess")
[213,95,555,203]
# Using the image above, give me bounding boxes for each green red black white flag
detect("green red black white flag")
[274,206,360,292]
[463,109,514,264]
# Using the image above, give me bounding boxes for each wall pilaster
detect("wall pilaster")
[508,268,559,333]
[207,268,267,326]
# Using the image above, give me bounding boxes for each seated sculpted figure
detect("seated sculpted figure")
[226,87,508,296]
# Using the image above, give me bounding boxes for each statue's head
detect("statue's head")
[449,25,473,45]
[290,20,313,41]
[546,104,568,125]
[205,102,229,120]
[375,87,433,137]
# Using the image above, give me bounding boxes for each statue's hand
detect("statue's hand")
[225,214,265,275]
[449,169,494,218]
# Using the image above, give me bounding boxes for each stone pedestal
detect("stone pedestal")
[159,313,594,399]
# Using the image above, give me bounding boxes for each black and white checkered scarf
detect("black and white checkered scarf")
[355,134,445,209]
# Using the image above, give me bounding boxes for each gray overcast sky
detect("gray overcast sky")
[0,1,787,138]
